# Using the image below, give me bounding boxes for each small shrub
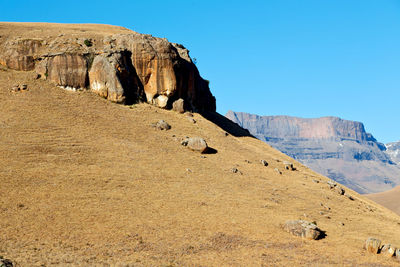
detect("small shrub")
[84,39,93,47]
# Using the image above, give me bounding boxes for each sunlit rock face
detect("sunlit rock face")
[0,24,215,112]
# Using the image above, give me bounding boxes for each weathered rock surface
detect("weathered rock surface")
[172,98,185,113]
[0,23,215,111]
[386,141,400,165]
[282,220,321,240]
[364,237,382,254]
[380,244,396,258]
[226,111,400,194]
[184,137,208,153]
[153,120,171,131]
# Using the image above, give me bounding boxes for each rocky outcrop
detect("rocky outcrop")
[0,23,215,112]
[226,111,400,193]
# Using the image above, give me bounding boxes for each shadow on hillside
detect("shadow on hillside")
[204,147,218,154]
[201,111,254,138]
[317,230,327,240]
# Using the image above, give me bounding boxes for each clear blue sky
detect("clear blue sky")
[2,0,400,143]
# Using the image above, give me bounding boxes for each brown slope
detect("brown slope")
[367,186,400,215]
[2,68,400,266]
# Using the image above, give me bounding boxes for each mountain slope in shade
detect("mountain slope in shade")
[226,111,400,194]
[386,141,400,164]
[367,186,400,215]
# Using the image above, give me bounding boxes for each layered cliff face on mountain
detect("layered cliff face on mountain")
[386,141,400,164]
[0,22,215,112]
[3,23,400,266]
[226,111,400,194]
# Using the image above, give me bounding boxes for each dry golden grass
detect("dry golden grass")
[1,22,400,265]
[1,67,400,266]
[367,186,400,216]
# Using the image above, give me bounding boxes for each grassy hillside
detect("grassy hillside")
[367,186,400,216]
[1,66,400,266]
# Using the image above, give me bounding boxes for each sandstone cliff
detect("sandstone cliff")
[226,111,400,193]
[0,22,215,112]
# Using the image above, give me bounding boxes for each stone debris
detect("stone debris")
[231,168,242,175]
[282,220,322,240]
[172,98,185,113]
[364,238,400,262]
[335,186,345,195]
[152,120,171,130]
[274,168,282,175]
[381,244,396,258]
[283,161,295,171]
[260,160,268,167]
[364,237,381,254]
[10,84,28,92]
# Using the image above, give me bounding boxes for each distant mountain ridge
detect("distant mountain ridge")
[226,111,400,194]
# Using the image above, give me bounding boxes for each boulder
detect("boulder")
[282,220,321,240]
[186,137,208,153]
[172,98,185,113]
[153,120,171,131]
[260,160,268,166]
[364,237,382,254]
[395,248,400,261]
[380,244,396,258]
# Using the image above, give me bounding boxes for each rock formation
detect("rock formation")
[226,111,400,193]
[386,141,400,164]
[0,23,215,112]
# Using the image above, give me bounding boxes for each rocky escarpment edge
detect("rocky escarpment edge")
[0,28,216,113]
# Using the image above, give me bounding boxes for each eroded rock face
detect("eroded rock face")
[0,39,42,71]
[0,23,215,111]
[47,54,88,89]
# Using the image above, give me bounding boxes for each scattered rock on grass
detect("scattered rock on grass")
[152,120,171,130]
[364,237,382,254]
[282,220,322,240]
[182,137,208,153]
[231,167,240,174]
[172,98,185,113]
[284,161,295,171]
[381,244,396,258]
[335,186,345,195]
